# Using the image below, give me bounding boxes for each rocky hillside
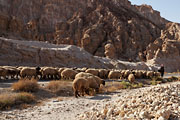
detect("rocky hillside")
[0,0,168,59]
[0,37,151,70]
[0,0,180,72]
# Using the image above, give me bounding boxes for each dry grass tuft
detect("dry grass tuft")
[0,92,36,110]
[99,81,144,93]
[12,78,39,92]
[46,80,73,96]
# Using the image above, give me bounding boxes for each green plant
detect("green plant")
[151,76,164,82]
[120,81,132,89]
[166,76,178,82]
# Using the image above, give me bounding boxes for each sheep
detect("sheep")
[91,75,105,92]
[128,74,135,83]
[76,67,87,72]
[123,70,131,79]
[141,70,147,78]
[108,70,122,79]
[75,72,105,92]
[41,67,58,79]
[98,69,109,79]
[154,72,161,77]
[146,71,154,79]
[6,68,20,79]
[0,67,8,79]
[72,77,90,98]
[85,68,99,76]
[1,66,19,79]
[20,67,37,78]
[58,68,65,79]
[134,70,142,79]
[75,72,94,79]
[61,68,78,80]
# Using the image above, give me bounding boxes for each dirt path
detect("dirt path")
[0,81,180,120]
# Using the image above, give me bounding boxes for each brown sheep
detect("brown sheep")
[58,68,65,79]
[85,68,99,76]
[75,72,105,92]
[123,70,131,79]
[61,68,78,80]
[98,69,109,79]
[0,67,8,79]
[108,70,122,79]
[72,77,90,98]
[75,72,94,79]
[128,74,135,83]
[41,67,58,79]
[20,67,37,78]
[134,70,142,79]
[146,71,154,79]
[154,72,161,77]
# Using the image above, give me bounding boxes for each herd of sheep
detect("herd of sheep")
[0,66,161,80]
[0,66,161,98]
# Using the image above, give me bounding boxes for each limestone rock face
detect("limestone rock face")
[0,0,168,61]
[146,23,180,72]
[0,37,108,68]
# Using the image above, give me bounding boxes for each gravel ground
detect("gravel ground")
[0,81,180,120]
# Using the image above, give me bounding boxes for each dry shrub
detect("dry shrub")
[12,78,39,92]
[99,82,124,93]
[46,81,73,96]
[99,81,144,93]
[0,92,35,110]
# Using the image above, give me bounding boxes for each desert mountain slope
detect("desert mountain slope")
[0,0,168,60]
[0,0,180,72]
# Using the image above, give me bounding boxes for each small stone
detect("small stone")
[139,111,149,119]
[158,116,166,120]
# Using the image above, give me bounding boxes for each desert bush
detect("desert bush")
[46,80,73,96]
[120,81,132,89]
[150,80,162,85]
[131,83,144,88]
[12,78,39,92]
[167,76,178,82]
[0,92,35,110]
[99,81,144,93]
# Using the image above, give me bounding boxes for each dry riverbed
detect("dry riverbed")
[0,81,180,120]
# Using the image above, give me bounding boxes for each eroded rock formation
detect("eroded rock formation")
[0,0,169,61]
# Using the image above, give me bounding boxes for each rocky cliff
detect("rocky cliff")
[0,0,180,72]
[0,0,168,60]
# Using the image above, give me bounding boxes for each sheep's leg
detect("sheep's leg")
[74,90,79,98]
[81,87,85,96]
[85,88,89,95]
